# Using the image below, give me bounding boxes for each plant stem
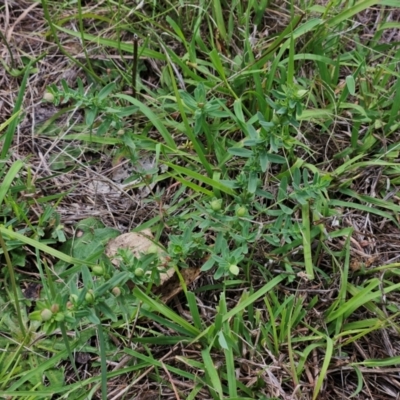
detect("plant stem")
[132,34,139,98]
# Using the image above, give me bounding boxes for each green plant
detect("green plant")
[45,79,138,137]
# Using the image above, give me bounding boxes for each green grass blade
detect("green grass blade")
[326,0,382,27]
[223,275,284,322]
[212,0,227,41]
[312,336,333,400]
[0,160,24,206]
[225,343,237,398]
[202,348,223,399]
[0,111,20,134]
[164,161,235,196]
[124,348,199,381]
[114,94,177,149]
[350,366,364,397]
[1,56,36,158]
[132,287,200,337]
[186,291,203,330]
[0,226,98,267]
[385,76,400,134]
[54,25,165,60]
[325,279,381,323]
[301,202,314,280]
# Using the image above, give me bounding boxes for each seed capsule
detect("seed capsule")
[236,206,247,217]
[40,309,53,321]
[210,199,222,212]
[85,290,95,304]
[134,268,144,277]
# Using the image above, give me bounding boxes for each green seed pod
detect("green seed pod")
[229,264,240,275]
[112,287,121,297]
[40,309,53,321]
[85,290,95,304]
[92,266,104,276]
[134,268,144,277]
[210,199,222,212]
[236,206,247,217]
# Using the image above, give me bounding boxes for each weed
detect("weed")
[1,1,400,399]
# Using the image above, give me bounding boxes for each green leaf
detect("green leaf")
[345,75,356,95]
[248,171,258,193]
[96,302,117,322]
[87,308,100,324]
[45,368,65,387]
[266,153,287,164]
[97,82,116,101]
[217,331,229,350]
[228,147,253,158]
[85,107,97,126]
[1,53,45,157]
[259,150,269,172]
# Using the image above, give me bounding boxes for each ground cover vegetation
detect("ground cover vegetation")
[1,0,400,398]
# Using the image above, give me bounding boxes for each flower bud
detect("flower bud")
[40,309,53,321]
[50,304,59,313]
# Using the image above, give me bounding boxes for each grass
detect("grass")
[1,0,400,398]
